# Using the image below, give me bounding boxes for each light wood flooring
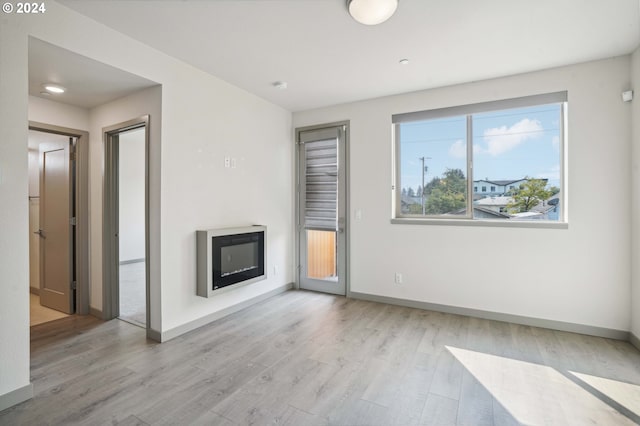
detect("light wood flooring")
[30,292,69,326]
[3,290,640,425]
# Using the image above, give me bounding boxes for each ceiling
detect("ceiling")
[29,38,158,109]
[53,0,640,112]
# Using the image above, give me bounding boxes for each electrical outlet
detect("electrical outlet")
[395,272,403,284]
[224,156,231,168]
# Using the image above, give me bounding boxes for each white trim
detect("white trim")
[0,383,33,411]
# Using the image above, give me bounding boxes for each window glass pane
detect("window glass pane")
[306,230,337,281]
[399,116,468,216]
[472,104,561,221]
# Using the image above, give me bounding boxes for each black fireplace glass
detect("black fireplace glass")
[212,231,265,290]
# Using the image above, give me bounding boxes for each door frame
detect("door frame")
[102,116,150,328]
[295,121,350,296]
[29,121,90,315]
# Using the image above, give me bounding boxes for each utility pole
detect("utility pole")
[419,156,431,215]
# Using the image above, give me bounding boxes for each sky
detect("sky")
[399,103,562,192]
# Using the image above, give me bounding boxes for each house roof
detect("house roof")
[473,178,548,186]
[474,179,527,186]
[449,206,511,218]
[475,196,513,207]
[473,206,512,218]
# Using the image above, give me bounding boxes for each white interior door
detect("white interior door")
[298,125,347,296]
[38,137,74,314]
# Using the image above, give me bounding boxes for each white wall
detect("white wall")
[0,20,30,405]
[89,86,162,328]
[631,46,640,340]
[118,128,146,263]
[294,56,632,332]
[1,0,293,406]
[29,95,90,131]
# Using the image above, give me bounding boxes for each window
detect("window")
[393,92,566,223]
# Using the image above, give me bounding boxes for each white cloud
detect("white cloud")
[552,135,560,151]
[536,164,561,180]
[480,118,543,156]
[448,140,466,158]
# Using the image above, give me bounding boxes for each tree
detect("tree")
[407,187,415,197]
[424,177,441,196]
[401,188,407,196]
[507,178,552,213]
[424,168,467,214]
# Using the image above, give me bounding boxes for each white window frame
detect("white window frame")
[391,92,568,229]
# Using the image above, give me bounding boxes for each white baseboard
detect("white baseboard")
[158,282,294,342]
[0,383,33,412]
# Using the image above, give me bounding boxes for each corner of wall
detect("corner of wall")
[631,331,640,352]
[0,384,33,412]
[631,46,640,338]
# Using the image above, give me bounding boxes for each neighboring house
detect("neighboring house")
[474,193,559,219]
[474,195,513,213]
[451,206,512,219]
[473,178,547,197]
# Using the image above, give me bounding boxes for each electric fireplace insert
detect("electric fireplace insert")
[197,225,266,297]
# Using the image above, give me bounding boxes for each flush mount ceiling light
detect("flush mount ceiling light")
[347,0,398,25]
[42,83,66,94]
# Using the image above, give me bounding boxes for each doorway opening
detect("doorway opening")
[296,122,349,296]
[28,122,90,326]
[103,117,150,329]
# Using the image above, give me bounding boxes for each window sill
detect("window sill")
[390,217,568,229]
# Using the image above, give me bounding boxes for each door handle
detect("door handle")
[34,229,45,239]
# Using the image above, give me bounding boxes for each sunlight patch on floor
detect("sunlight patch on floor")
[446,345,636,425]
[570,371,640,417]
